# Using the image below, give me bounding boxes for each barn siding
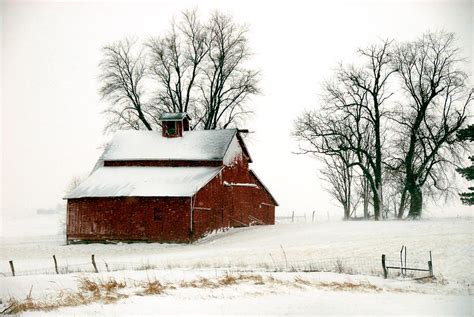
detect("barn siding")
[67,197,191,243]
[191,156,276,239]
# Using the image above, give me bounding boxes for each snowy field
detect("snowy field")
[0,214,473,315]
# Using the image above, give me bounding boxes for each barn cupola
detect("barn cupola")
[159,112,190,138]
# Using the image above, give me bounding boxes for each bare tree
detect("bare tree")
[384,168,409,218]
[295,41,395,220]
[147,9,208,125]
[65,175,84,194]
[392,31,473,218]
[340,41,395,220]
[99,11,259,131]
[319,152,358,219]
[294,109,368,219]
[99,38,154,132]
[200,11,260,129]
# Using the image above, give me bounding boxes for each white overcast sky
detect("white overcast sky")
[1,0,472,222]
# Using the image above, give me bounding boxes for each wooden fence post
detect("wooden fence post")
[312,210,316,223]
[404,246,407,275]
[91,254,98,273]
[53,255,59,274]
[291,211,295,223]
[9,260,15,277]
[428,250,433,276]
[400,245,404,276]
[381,254,387,279]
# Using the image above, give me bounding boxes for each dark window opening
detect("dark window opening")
[165,121,177,136]
[154,208,164,221]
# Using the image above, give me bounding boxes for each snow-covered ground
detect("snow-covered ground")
[0,214,473,315]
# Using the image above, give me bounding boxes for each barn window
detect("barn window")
[153,208,164,221]
[165,121,177,136]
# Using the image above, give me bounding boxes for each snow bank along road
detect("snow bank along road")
[0,217,473,315]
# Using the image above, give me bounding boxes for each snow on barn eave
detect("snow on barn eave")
[235,131,253,163]
[64,166,224,199]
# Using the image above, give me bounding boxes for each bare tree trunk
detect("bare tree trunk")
[397,187,407,219]
[373,191,381,221]
[344,203,350,220]
[407,184,423,219]
[363,176,369,219]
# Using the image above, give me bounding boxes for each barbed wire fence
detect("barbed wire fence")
[1,249,434,280]
[276,211,333,223]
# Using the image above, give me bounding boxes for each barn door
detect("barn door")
[262,205,270,224]
[230,187,252,227]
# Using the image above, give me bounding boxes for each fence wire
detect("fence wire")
[1,255,387,278]
[2,249,434,279]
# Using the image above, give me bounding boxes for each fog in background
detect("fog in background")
[1,0,472,232]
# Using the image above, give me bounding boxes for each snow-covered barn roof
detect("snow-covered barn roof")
[65,166,223,199]
[101,129,250,162]
[159,112,190,121]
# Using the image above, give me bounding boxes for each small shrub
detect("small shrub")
[138,262,157,271]
[218,274,237,286]
[197,277,218,288]
[100,279,126,292]
[294,276,311,286]
[238,274,265,285]
[142,280,165,295]
[79,278,100,295]
[333,259,353,274]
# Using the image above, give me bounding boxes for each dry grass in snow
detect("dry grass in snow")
[2,272,396,314]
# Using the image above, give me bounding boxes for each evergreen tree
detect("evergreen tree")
[456,125,474,205]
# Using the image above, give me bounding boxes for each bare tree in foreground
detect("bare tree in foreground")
[294,41,395,220]
[392,31,472,218]
[295,32,471,220]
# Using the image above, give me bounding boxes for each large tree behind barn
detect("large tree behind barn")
[98,9,259,132]
[147,9,208,122]
[99,38,156,132]
[200,11,260,130]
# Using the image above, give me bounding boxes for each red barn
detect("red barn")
[65,113,277,243]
